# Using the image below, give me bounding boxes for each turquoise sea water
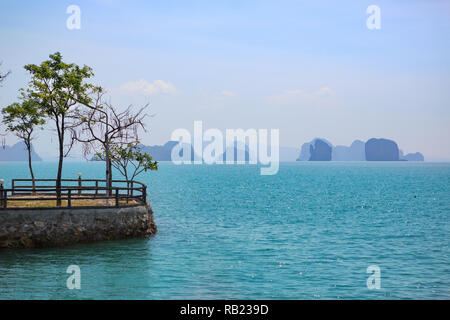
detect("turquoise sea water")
[0,161,449,299]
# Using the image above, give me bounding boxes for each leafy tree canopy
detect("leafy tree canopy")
[95,143,158,182]
[2,96,45,137]
[24,52,95,117]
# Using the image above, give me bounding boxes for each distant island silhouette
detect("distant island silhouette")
[0,141,42,161]
[2,138,424,162]
[365,138,400,161]
[138,138,424,162]
[138,141,251,162]
[296,138,424,161]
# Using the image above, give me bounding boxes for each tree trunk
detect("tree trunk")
[105,155,110,206]
[125,172,129,204]
[108,160,112,191]
[106,155,112,196]
[56,136,64,207]
[104,113,112,199]
[105,130,111,205]
[26,143,36,195]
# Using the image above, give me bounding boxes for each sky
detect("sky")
[0,0,449,160]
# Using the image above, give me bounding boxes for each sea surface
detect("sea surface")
[0,161,449,299]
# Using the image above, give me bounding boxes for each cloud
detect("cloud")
[119,79,177,96]
[314,87,333,96]
[220,90,236,97]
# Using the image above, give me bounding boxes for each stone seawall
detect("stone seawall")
[0,204,157,248]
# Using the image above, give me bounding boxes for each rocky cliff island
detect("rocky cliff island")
[0,142,42,162]
[365,138,400,161]
[308,139,332,161]
[296,137,424,162]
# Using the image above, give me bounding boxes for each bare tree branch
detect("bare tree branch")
[0,62,11,86]
[72,89,151,195]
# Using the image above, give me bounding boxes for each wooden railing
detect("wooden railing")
[0,178,147,210]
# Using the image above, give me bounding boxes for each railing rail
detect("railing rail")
[0,178,147,210]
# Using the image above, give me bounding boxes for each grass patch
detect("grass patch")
[5,196,138,208]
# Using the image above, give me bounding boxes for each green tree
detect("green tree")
[95,143,157,203]
[24,52,94,206]
[2,96,45,192]
[95,143,158,183]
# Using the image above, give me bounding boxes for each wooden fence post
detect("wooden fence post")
[3,190,7,209]
[68,189,72,208]
[0,185,3,208]
[115,188,119,207]
[78,175,82,196]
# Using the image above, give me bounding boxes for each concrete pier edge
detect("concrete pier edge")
[0,203,157,248]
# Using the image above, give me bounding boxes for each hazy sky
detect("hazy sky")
[1,0,449,160]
